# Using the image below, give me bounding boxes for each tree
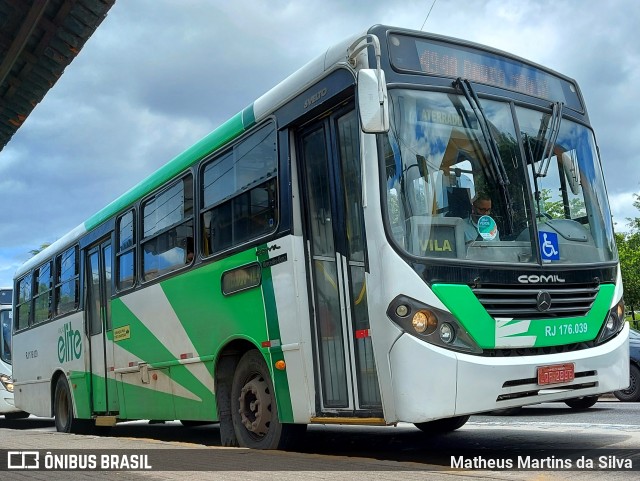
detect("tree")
[28,242,51,257]
[628,194,640,232]
[616,193,640,323]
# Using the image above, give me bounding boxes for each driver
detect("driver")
[464,192,500,243]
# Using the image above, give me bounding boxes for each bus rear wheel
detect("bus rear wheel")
[53,376,87,433]
[230,350,305,449]
[414,415,470,434]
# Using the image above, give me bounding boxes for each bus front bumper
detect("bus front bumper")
[388,323,629,422]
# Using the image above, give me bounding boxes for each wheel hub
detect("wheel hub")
[238,375,271,435]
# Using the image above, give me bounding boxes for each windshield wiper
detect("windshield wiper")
[454,78,509,187]
[453,78,513,232]
[535,101,564,178]
[527,101,564,219]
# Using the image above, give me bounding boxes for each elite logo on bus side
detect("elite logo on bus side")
[58,321,82,363]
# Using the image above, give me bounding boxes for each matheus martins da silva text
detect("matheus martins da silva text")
[451,455,633,470]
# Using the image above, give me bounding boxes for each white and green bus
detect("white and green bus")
[12,25,628,448]
[1,288,28,419]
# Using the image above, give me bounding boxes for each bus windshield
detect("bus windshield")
[382,88,616,265]
[1,308,11,364]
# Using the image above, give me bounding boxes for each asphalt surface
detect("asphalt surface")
[0,396,636,481]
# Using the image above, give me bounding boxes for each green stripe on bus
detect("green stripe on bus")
[241,104,256,128]
[160,249,264,360]
[110,298,215,410]
[161,249,276,419]
[67,370,92,419]
[257,244,294,423]
[431,283,615,349]
[84,105,256,232]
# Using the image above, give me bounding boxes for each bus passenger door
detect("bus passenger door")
[86,240,118,414]
[297,106,382,415]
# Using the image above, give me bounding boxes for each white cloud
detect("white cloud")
[609,191,640,233]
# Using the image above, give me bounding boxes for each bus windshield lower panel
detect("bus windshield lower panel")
[382,89,616,267]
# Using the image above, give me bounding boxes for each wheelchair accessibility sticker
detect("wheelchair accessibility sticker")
[539,231,560,261]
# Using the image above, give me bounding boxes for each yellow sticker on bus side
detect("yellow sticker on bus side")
[114,325,131,342]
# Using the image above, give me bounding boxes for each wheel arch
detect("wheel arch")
[214,338,262,386]
[214,338,261,446]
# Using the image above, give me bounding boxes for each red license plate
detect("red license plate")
[537,363,575,385]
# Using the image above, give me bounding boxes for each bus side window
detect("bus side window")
[116,210,136,290]
[15,274,32,330]
[55,245,79,315]
[33,261,53,324]
[200,122,277,257]
[141,175,194,281]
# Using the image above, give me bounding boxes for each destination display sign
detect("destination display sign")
[388,34,582,111]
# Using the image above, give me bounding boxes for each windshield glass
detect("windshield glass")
[382,89,616,265]
[517,107,616,263]
[1,308,11,364]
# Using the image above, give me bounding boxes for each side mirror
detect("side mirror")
[357,69,389,133]
[561,152,580,195]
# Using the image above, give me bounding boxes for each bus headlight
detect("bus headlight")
[0,373,14,393]
[439,323,455,344]
[387,295,482,354]
[411,310,437,334]
[596,299,625,345]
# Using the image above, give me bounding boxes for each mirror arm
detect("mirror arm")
[348,34,384,105]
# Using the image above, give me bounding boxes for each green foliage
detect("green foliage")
[540,188,563,218]
[540,188,586,219]
[616,193,640,314]
[628,194,640,232]
[29,242,51,257]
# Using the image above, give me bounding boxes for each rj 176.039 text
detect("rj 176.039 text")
[545,323,589,337]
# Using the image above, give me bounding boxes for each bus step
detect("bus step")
[95,416,117,427]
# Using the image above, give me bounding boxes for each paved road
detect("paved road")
[0,399,638,480]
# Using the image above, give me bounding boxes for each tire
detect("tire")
[53,376,88,433]
[414,415,470,434]
[614,364,640,402]
[230,350,305,449]
[4,411,30,420]
[564,395,599,410]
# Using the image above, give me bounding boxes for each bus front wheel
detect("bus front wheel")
[564,395,599,409]
[414,415,470,434]
[614,364,640,402]
[230,350,305,449]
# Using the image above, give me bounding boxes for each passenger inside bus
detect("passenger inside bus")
[185,237,194,264]
[464,192,500,243]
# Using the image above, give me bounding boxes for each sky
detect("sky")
[1,0,639,287]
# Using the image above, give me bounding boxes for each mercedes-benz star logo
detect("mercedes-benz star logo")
[536,291,552,312]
